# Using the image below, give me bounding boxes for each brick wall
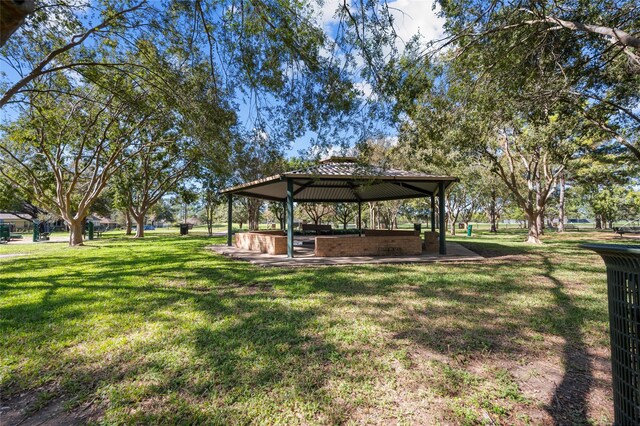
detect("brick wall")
[363,229,420,237]
[315,235,422,257]
[234,231,287,255]
[424,231,439,253]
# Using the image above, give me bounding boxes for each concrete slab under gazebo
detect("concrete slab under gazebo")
[221,157,459,258]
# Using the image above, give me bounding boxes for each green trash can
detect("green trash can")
[0,224,10,242]
[466,224,473,237]
[581,244,640,425]
[87,221,94,240]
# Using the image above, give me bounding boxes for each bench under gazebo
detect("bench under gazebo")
[221,157,458,258]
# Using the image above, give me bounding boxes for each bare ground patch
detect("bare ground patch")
[1,389,102,426]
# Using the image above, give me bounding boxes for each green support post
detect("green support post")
[430,194,436,232]
[287,178,294,258]
[357,201,362,236]
[438,181,446,255]
[227,194,233,246]
[88,221,94,240]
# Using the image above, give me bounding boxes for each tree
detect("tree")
[202,179,223,237]
[399,199,430,224]
[267,202,286,230]
[300,203,333,225]
[232,199,248,229]
[227,131,286,230]
[376,201,402,229]
[434,1,640,163]
[333,203,357,229]
[0,0,35,47]
[477,176,511,233]
[446,182,479,235]
[571,142,636,228]
[177,188,200,226]
[0,86,150,246]
[0,1,146,108]
[397,53,582,243]
[117,140,196,238]
[557,172,567,232]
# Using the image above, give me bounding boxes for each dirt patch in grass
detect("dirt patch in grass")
[1,389,102,426]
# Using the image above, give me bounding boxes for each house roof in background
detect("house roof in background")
[0,213,29,221]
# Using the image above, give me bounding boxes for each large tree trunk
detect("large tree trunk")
[557,173,565,232]
[134,214,145,238]
[125,210,132,235]
[536,213,544,236]
[526,211,543,244]
[69,220,84,246]
[246,199,261,230]
[595,215,602,229]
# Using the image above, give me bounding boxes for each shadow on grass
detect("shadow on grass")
[0,234,611,424]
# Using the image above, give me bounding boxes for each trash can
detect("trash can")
[180,223,189,235]
[413,223,421,234]
[87,221,94,240]
[467,224,473,237]
[0,224,10,241]
[581,244,640,425]
[33,220,40,242]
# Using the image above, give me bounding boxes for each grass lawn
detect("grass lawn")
[0,229,636,424]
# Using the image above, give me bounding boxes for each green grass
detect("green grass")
[1,229,635,424]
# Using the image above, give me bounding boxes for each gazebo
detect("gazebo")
[221,157,458,257]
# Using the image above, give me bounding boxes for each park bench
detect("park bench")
[613,226,640,237]
[301,224,332,235]
[564,224,579,231]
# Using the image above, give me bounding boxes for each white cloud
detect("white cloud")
[353,81,375,99]
[387,0,445,48]
[315,0,445,51]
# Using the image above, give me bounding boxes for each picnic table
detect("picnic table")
[613,226,640,237]
[301,224,332,235]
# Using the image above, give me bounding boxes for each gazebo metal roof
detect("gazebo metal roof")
[221,157,458,202]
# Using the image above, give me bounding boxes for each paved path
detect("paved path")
[209,242,484,267]
[0,253,26,259]
[8,235,68,245]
